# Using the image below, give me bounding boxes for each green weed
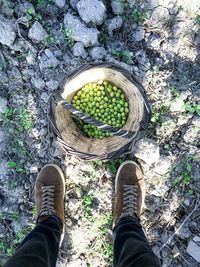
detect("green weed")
[82,195,94,220]
[173,157,196,188]
[1,108,32,131]
[31,207,37,217]
[132,9,148,24]
[103,243,113,259]
[184,102,200,116]
[26,6,42,22]
[170,86,179,98]
[63,26,74,47]
[7,161,26,174]
[112,50,132,64]
[196,15,200,24]
[150,106,167,125]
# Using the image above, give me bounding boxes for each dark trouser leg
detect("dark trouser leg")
[4,216,62,267]
[113,216,161,267]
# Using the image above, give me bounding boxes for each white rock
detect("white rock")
[89,46,107,60]
[46,80,59,91]
[72,42,87,59]
[105,15,123,36]
[41,92,49,103]
[77,0,106,25]
[154,155,171,175]
[55,0,66,8]
[28,21,48,43]
[0,97,8,115]
[132,26,145,42]
[132,138,160,165]
[31,77,45,90]
[30,165,39,174]
[111,0,124,15]
[70,0,79,10]
[0,15,16,46]
[0,159,8,181]
[187,236,200,262]
[170,98,185,113]
[64,12,99,47]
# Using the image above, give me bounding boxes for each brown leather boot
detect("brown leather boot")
[35,164,65,224]
[113,160,145,227]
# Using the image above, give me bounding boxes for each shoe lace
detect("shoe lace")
[40,185,56,216]
[121,184,138,217]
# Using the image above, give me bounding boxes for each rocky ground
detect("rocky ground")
[0,0,200,266]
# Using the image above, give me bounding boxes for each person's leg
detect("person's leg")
[113,216,161,267]
[4,216,62,267]
[112,161,161,267]
[3,164,65,267]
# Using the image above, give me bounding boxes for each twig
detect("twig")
[156,200,200,255]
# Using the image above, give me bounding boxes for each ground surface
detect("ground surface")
[0,0,200,266]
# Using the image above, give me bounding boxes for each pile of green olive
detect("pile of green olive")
[71,81,129,139]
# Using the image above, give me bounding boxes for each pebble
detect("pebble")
[41,92,49,103]
[55,0,66,8]
[77,0,106,26]
[170,98,185,113]
[187,236,200,262]
[132,138,160,165]
[31,77,45,90]
[0,15,16,46]
[28,21,48,43]
[111,0,124,15]
[89,46,107,60]
[105,15,123,36]
[64,12,99,47]
[132,26,145,42]
[0,97,8,115]
[72,42,88,59]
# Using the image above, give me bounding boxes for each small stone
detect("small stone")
[30,164,38,174]
[170,98,185,113]
[176,225,191,239]
[0,97,8,115]
[147,34,161,49]
[1,0,14,17]
[14,2,35,17]
[0,15,16,46]
[46,80,59,91]
[132,26,145,42]
[135,50,147,65]
[52,140,65,158]
[28,21,48,43]
[68,199,80,211]
[31,77,45,90]
[154,156,171,175]
[183,198,190,206]
[111,0,124,15]
[70,0,79,10]
[26,48,37,65]
[64,12,99,47]
[132,138,160,165]
[187,236,200,262]
[89,46,107,60]
[77,0,106,26]
[39,50,59,69]
[105,16,123,36]
[72,42,87,59]
[55,0,66,8]
[41,92,49,103]
[0,129,7,152]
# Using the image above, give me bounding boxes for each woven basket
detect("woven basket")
[49,62,151,160]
